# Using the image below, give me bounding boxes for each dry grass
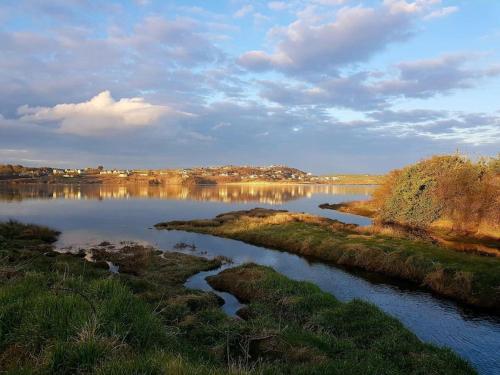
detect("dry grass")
[319,201,377,217]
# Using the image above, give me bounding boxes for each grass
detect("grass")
[321,201,500,256]
[319,201,377,217]
[156,208,500,311]
[319,174,385,185]
[0,220,477,374]
[207,263,474,375]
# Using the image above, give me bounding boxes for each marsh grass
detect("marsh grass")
[0,220,477,374]
[0,219,60,243]
[157,209,500,310]
[207,263,475,375]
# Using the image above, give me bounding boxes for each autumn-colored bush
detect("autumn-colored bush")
[372,155,499,235]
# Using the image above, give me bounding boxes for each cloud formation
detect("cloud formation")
[258,54,500,110]
[238,1,446,75]
[18,91,185,136]
[0,0,498,172]
[365,110,500,146]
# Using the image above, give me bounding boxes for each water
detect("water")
[0,183,499,374]
[185,263,245,318]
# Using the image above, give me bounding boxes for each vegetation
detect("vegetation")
[324,155,500,240]
[0,220,476,373]
[320,174,385,185]
[319,201,377,217]
[0,164,51,180]
[207,264,473,374]
[156,208,500,310]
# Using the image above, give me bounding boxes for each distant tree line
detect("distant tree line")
[0,164,50,177]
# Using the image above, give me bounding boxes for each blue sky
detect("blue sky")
[0,0,499,173]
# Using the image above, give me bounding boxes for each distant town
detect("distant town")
[0,164,384,185]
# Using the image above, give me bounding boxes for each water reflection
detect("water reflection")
[0,183,376,204]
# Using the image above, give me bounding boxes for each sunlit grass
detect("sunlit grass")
[157,208,500,310]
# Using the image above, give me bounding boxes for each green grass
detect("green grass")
[156,208,500,310]
[0,220,477,374]
[207,263,474,375]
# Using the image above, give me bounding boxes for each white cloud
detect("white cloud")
[239,4,415,74]
[424,6,458,20]
[313,0,350,5]
[258,53,500,110]
[17,91,188,136]
[383,0,441,15]
[234,5,254,18]
[367,109,500,146]
[254,12,271,25]
[239,1,450,75]
[0,148,28,155]
[417,125,500,145]
[212,121,231,130]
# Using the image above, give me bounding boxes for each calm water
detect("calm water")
[0,183,499,374]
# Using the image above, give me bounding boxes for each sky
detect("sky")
[0,0,499,173]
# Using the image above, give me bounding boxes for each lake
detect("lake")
[0,183,499,374]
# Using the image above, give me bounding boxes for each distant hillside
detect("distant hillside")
[1,163,385,185]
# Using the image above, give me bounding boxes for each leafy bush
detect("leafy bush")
[373,154,499,234]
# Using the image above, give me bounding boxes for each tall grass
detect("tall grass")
[0,219,59,242]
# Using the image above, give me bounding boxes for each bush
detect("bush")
[373,154,499,234]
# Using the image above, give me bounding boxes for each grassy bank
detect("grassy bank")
[319,201,377,217]
[319,174,385,185]
[1,220,477,373]
[320,200,500,257]
[207,264,473,374]
[156,209,500,311]
[0,220,231,374]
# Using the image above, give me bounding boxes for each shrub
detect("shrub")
[372,154,499,234]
